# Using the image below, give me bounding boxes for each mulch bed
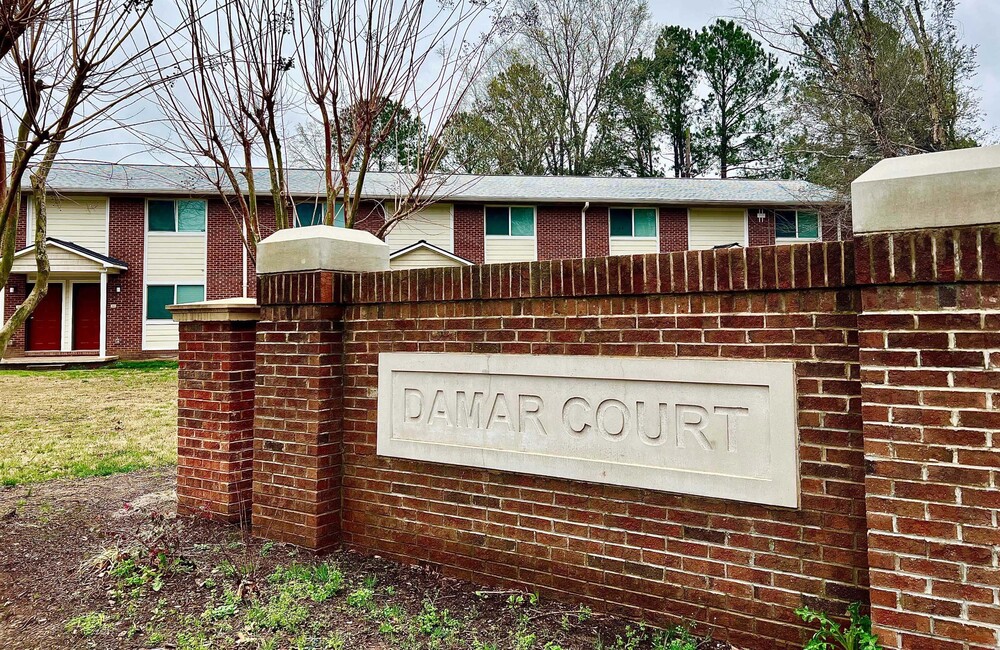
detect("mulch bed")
[0,469,732,649]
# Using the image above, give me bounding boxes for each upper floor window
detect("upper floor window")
[609,207,657,238]
[775,210,819,241]
[148,199,206,233]
[485,206,535,237]
[295,200,345,228]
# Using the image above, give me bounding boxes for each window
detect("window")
[775,210,820,240]
[148,199,206,233]
[295,201,345,228]
[485,206,535,237]
[146,284,205,320]
[609,208,657,238]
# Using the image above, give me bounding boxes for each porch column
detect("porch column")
[99,270,108,358]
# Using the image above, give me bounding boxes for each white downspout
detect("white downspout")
[581,201,590,258]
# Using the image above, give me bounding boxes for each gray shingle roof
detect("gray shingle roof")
[32,162,836,206]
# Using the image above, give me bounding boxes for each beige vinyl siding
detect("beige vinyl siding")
[42,197,108,255]
[688,208,746,250]
[146,233,206,282]
[144,230,205,351]
[484,237,536,264]
[390,248,466,271]
[609,238,658,256]
[144,321,181,351]
[385,204,453,252]
[10,245,105,274]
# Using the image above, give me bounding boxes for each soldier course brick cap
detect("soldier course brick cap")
[852,145,1000,234]
[169,297,260,322]
[256,225,390,274]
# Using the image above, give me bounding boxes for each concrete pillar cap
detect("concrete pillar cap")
[169,297,260,322]
[852,145,1000,234]
[256,225,390,274]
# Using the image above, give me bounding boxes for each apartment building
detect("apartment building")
[1,163,836,358]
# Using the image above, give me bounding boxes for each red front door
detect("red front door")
[72,283,101,351]
[25,283,63,351]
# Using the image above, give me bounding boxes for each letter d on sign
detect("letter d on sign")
[404,388,423,422]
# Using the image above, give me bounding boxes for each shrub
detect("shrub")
[796,603,882,650]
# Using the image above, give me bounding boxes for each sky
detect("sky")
[650,0,1000,137]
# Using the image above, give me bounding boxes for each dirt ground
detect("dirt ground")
[0,362,177,486]
[0,470,731,650]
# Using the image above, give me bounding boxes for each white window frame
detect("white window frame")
[608,206,660,241]
[775,209,821,243]
[483,205,537,239]
[145,198,207,234]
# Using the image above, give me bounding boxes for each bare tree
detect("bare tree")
[295,0,512,238]
[0,0,182,358]
[151,0,296,256]
[514,0,651,175]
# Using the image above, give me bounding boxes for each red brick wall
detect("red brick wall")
[537,204,583,260]
[2,274,27,354]
[253,300,345,549]
[749,209,776,247]
[660,207,688,252]
[454,203,485,264]
[857,226,1000,650]
[584,205,609,257]
[207,199,246,300]
[177,318,257,522]
[107,197,146,356]
[252,242,866,650]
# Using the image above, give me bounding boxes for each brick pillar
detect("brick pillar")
[170,299,260,523]
[854,149,1000,650]
[250,226,389,550]
[252,301,345,550]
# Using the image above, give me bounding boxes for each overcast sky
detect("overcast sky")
[653,0,999,137]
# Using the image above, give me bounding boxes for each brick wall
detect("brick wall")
[584,205,609,257]
[857,226,1000,650]
[107,197,146,356]
[207,199,246,300]
[537,204,583,260]
[660,207,688,252]
[749,210,776,247]
[176,318,257,521]
[253,298,346,549]
[249,243,867,650]
[4,202,31,353]
[454,203,485,264]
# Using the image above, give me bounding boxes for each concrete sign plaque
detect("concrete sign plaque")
[377,353,800,507]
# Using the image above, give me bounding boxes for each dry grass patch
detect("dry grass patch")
[0,361,177,486]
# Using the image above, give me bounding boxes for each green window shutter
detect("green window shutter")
[485,206,510,235]
[146,285,175,319]
[176,285,205,304]
[797,212,819,239]
[510,207,535,236]
[148,200,175,232]
[775,211,797,238]
[177,200,206,232]
[609,208,633,237]
[333,202,345,228]
[633,209,657,237]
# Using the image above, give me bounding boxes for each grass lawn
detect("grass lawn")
[0,360,178,486]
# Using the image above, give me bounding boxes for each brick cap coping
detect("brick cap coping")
[259,240,854,306]
[169,298,260,322]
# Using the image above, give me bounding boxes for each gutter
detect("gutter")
[581,201,590,257]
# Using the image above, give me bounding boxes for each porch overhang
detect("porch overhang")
[10,238,128,275]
